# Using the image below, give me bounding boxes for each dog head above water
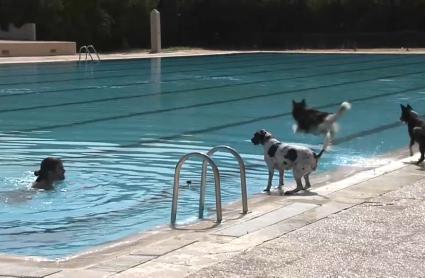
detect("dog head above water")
[292,99,307,112]
[251,129,273,145]
[400,104,419,123]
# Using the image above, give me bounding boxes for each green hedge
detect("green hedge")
[1,0,425,50]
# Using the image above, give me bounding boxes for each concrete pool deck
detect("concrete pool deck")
[1,47,425,65]
[0,151,424,277]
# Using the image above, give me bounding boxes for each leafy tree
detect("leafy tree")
[1,0,425,50]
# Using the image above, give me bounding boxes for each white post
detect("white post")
[150,9,161,53]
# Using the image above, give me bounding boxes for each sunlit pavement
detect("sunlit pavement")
[1,48,425,65]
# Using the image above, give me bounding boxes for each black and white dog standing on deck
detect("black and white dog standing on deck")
[292,99,351,144]
[400,104,425,164]
[251,129,328,194]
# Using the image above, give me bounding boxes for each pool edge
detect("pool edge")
[0,148,423,277]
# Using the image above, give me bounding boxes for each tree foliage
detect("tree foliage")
[1,0,425,50]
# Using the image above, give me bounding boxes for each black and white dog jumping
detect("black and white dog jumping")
[400,104,425,164]
[292,99,351,144]
[251,129,328,194]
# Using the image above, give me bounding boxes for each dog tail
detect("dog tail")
[314,148,325,160]
[336,101,351,117]
[326,101,351,124]
[314,131,331,160]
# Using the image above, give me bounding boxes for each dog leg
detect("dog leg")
[286,169,304,194]
[292,123,299,134]
[304,174,311,189]
[329,128,335,143]
[278,169,284,191]
[285,178,304,194]
[417,145,425,165]
[264,169,274,192]
[409,138,415,156]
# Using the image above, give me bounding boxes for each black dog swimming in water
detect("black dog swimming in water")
[400,104,425,164]
[292,99,351,144]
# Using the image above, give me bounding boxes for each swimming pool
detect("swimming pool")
[0,53,424,259]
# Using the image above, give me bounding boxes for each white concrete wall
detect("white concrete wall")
[0,41,76,57]
[0,23,36,40]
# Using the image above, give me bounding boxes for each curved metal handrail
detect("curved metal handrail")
[200,145,248,218]
[87,45,101,61]
[171,152,222,226]
[78,45,100,62]
[78,46,89,61]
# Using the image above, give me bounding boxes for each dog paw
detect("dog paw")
[292,124,299,134]
[284,188,302,195]
[263,188,271,192]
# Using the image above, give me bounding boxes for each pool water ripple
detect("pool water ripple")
[0,53,423,258]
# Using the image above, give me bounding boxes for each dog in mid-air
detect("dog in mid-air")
[400,104,425,164]
[292,99,351,144]
[251,129,328,194]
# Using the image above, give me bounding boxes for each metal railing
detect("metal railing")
[200,145,248,218]
[78,44,100,62]
[170,146,248,227]
[171,152,222,226]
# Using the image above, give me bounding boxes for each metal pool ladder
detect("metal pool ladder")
[171,146,248,226]
[78,44,101,62]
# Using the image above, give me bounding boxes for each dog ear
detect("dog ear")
[292,100,296,106]
[400,104,406,110]
[301,99,306,106]
[407,104,413,110]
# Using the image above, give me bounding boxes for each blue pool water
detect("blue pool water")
[0,53,424,259]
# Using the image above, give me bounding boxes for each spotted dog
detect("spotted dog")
[400,104,425,164]
[251,129,327,194]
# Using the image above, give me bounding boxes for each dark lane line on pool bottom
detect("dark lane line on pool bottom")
[124,104,414,148]
[0,54,414,97]
[5,84,420,155]
[7,67,425,133]
[0,90,414,165]
[0,53,282,77]
[0,53,397,81]
[0,56,422,114]
[0,52,321,74]
[0,54,351,83]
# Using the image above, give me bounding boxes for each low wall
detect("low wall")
[0,41,76,57]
